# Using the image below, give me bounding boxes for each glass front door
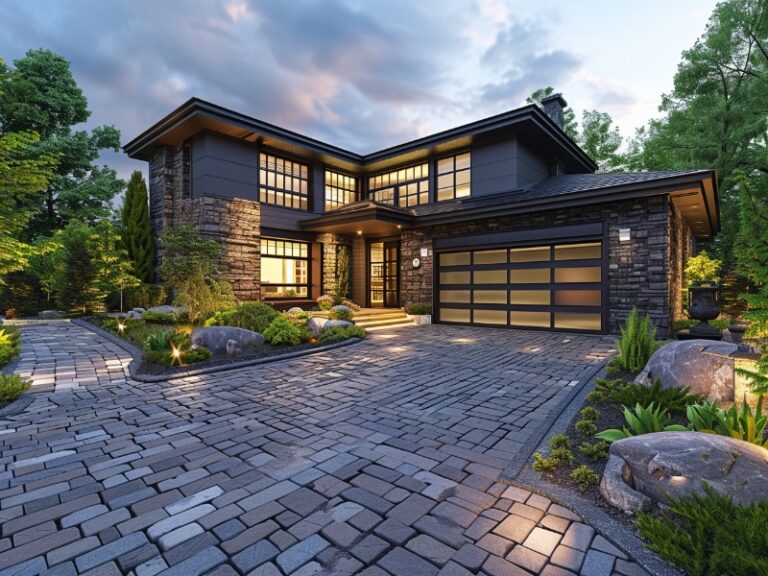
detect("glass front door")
[369,241,399,308]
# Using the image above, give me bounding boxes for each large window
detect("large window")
[259,153,309,210]
[437,152,471,202]
[368,162,429,207]
[324,170,358,211]
[260,239,309,298]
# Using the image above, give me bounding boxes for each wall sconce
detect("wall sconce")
[619,228,631,242]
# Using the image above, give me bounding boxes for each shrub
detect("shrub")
[319,325,366,343]
[592,377,703,415]
[575,419,598,436]
[283,310,314,342]
[569,465,600,491]
[609,308,662,374]
[549,434,571,450]
[579,406,600,422]
[579,441,609,461]
[142,329,208,366]
[263,315,302,346]
[141,311,184,324]
[686,396,768,448]
[0,374,31,403]
[407,304,432,315]
[532,447,574,472]
[0,327,21,368]
[329,307,354,322]
[124,283,167,310]
[684,250,721,288]
[636,486,768,576]
[596,403,687,443]
[317,295,334,311]
[174,273,236,324]
[204,302,278,334]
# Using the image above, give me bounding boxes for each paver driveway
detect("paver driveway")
[0,322,645,576]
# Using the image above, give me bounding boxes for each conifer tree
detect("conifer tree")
[121,171,154,282]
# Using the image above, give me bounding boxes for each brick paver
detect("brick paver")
[0,322,648,575]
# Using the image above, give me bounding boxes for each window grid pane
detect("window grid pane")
[260,238,310,299]
[368,162,429,206]
[324,170,358,211]
[436,152,471,201]
[259,153,309,210]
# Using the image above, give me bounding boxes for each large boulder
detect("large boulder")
[307,317,328,336]
[635,339,738,402]
[601,431,768,513]
[330,305,352,315]
[324,320,352,331]
[146,305,186,315]
[38,310,64,319]
[191,326,264,356]
[287,307,304,314]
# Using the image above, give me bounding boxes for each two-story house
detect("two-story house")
[124,95,719,335]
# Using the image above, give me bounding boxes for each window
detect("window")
[324,170,358,211]
[182,142,192,199]
[259,153,309,210]
[437,152,471,201]
[368,162,429,207]
[260,239,309,298]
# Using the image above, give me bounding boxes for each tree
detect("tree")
[526,86,579,140]
[0,49,124,238]
[579,110,625,172]
[121,171,155,282]
[335,245,351,300]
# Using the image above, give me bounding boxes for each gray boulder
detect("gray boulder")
[307,316,328,336]
[330,304,352,315]
[191,326,264,356]
[287,307,304,314]
[146,305,186,315]
[125,310,142,320]
[131,307,146,314]
[324,320,352,331]
[635,339,738,402]
[38,310,64,319]
[601,431,768,513]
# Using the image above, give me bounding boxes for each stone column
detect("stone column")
[400,229,433,310]
[317,233,353,297]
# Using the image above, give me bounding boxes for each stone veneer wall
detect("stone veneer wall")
[316,233,353,297]
[148,146,184,269]
[399,195,679,335]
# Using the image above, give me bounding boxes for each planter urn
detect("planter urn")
[688,285,721,339]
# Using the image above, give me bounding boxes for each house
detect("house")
[124,95,719,336]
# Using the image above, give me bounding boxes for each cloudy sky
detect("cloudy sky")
[0,0,717,180]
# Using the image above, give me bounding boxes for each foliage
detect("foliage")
[204,302,278,334]
[579,406,600,421]
[0,270,48,315]
[263,315,302,346]
[335,244,351,300]
[569,465,600,491]
[579,110,625,172]
[141,311,185,324]
[591,377,703,415]
[609,308,662,374]
[526,87,579,140]
[0,327,21,368]
[549,434,571,450]
[123,283,167,310]
[317,295,334,311]
[685,251,722,287]
[635,485,768,576]
[283,310,314,342]
[596,403,687,443]
[319,325,366,343]
[579,441,609,461]
[532,447,575,472]
[329,307,354,322]
[686,396,768,448]
[121,171,154,283]
[407,304,433,315]
[0,374,31,403]
[142,329,208,366]
[574,419,598,436]
[175,273,235,325]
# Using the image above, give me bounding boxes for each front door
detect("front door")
[369,240,399,308]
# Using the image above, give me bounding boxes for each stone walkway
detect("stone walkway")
[0,322,647,576]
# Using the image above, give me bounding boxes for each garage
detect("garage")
[436,233,605,332]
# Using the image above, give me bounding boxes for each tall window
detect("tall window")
[368,162,429,207]
[182,142,192,199]
[324,170,358,211]
[437,152,471,201]
[259,153,309,210]
[260,239,309,298]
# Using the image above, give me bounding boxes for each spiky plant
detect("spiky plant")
[610,307,662,373]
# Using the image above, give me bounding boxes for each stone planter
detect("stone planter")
[688,285,721,339]
[407,314,431,326]
[727,324,748,345]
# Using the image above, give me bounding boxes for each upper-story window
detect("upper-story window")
[437,152,471,202]
[182,142,192,199]
[259,153,309,210]
[368,162,429,208]
[324,170,358,211]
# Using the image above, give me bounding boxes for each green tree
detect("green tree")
[121,171,155,282]
[526,86,579,140]
[0,49,124,238]
[335,245,351,300]
[579,110,625,172]
[54,221,105,313]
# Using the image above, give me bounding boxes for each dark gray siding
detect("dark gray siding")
[469,137,519,197]
[517,140,549,187]
[191,133,259,201]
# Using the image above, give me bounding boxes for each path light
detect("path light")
[117,322,126,333]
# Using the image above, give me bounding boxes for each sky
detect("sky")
[0,0,718,181]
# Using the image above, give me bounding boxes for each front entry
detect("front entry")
[369,240,399,308]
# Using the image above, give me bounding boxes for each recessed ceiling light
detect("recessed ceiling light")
[356,230,363,235]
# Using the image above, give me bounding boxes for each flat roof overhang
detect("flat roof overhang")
[300,201,415,236]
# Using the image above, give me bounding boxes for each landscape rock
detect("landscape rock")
[191,326,264,356]
[146,305,186,315]
[634,339,738,402]
[323,320,352,331]
[307,317,328,337]
[38,310,64,319]
[601,431,768,513]
[330,305,352,315]
[125,310,142,320]
[287,307,304,314]
[131,308,146,314]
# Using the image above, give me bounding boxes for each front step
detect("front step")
[353,312,409,322]
[352,308,414,330]
[355,317,412,328]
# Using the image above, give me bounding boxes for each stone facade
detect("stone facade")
[400,229,433,311]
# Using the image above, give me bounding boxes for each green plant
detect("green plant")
[549,434,571,450]
[0,327,21,368]
[123,283,167,310]
[204,302,278,334]
[609,308,662,374]
[686,396,768,448]
[569,465,600,491]
[329,307,354,322]
[593,377,702,415]
[319,325,366,343]
[684,250,721,288]
[263,315,302,346]
[335,245,351,300]
[407,304,433,315]
[673,318,698,331]
[317,295,334,311]
[579,406,600,422]
[636,486,768,576]
[575,419,598,436]
[596,403,687,443]
[532,446,575,472]
[579,441,609,461]
[141,311,184,324]
[0,374,31,403]
[121,171,155,283]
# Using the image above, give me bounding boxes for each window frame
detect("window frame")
[258,152,311,211]
[324,168,359,212]
[367,161,430,207]
[260,238,311,299]
[436,151,471,203]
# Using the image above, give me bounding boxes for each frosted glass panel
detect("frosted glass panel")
[474,309,507,325]
[474,290,507,304]
[555,267,601,283]
[555,242,601,261]
[554,290,601,306]
[474,249,507,264]
[440,271,470,284]
[554,312,602,330]
[474,269,507,284]
[510,246,550,262]
[510,268,550,284]
[440,290,470,303]
[441,252,470,266]
[441,308,471,323]
[510,290,550,305]
[510,311,550,327]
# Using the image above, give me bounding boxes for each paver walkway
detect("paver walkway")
[0,322,646,576]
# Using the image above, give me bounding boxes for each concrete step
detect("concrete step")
[363,321,417,332]
[355,317,412,328]
[353,312,409,322]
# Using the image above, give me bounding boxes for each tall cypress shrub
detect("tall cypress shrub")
[121,171,155,282]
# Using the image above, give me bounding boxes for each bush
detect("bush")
[329,307,354,322]
[575,419,598,436]
[569,465,600,491]
[609,307,662,374]
[549,434,571,450]
[204,302,278,334]
[596,403,687,443]
[0,374,31,403]
[142,329,209,366]
[636,486,768,576]
[263,315,302,346]
[686,396,768,448]
[407,304,432,315]
[0,327,21,368]
[319,325,366,343]
[532,447,575,472]
[283,310,314,342]
[592,377,703,415]
[579,441,609,461]
[579,406,600,422]
[684,250,721,288]
[124,283,167,310]
[141,311,184,324]
[174,273,236,324]
[317,295,334,311]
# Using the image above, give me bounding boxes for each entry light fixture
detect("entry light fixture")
[356,230,363,236]
[619,228,631,242]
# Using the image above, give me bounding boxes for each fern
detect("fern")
[610,308,662,373]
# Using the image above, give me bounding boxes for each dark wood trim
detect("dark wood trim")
[367,237,401,308]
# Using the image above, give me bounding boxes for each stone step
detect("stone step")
[355,317,412,328]
[353,311,409,322]
[364,321,417,332]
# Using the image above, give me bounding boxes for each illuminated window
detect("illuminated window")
[368,163,429,207]
[182,142,192,199]
[324,170,358,211]
[437,152,471,201]
[259,153,309,210]
[260,239,309,298]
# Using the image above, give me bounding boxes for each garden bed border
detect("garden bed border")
[73,318,363,383]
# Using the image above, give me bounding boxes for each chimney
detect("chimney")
[539,93,568,129]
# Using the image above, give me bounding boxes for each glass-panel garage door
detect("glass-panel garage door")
[437,241,603,332]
